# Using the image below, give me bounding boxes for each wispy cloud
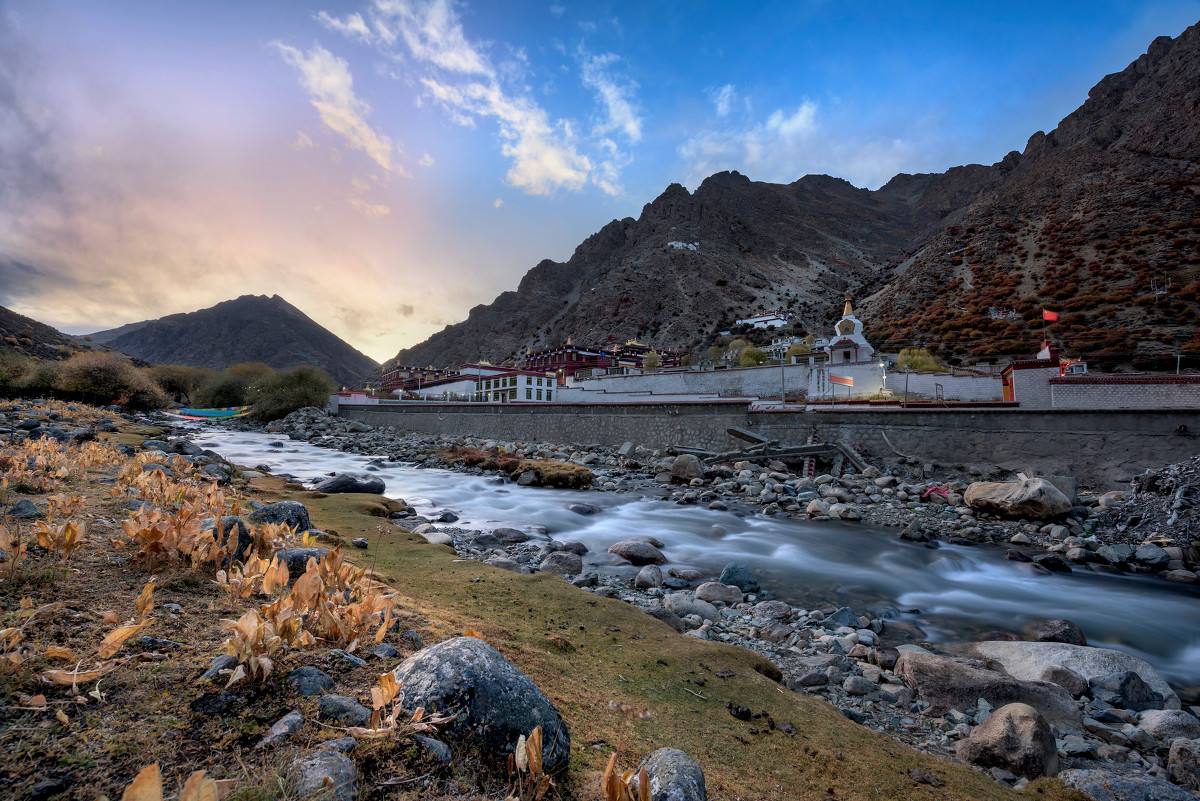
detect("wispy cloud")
[418,152,435,167]
[315,10,374,43]
[348,195,391,217]
[710,83,737,117]
[679,99,916,188]
[274,42,406,175]
[548,4,566,17]
[492,197,503,208]
[580,51,642,141]
[321,0,631,197]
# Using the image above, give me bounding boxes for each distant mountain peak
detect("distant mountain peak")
[89,295,378,384]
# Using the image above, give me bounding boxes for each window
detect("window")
[508,388,516,400]
[525,389,531,400]
[536,389,542,400]
[546,390,552,401]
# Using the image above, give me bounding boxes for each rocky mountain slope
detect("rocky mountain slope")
[393,22,1199,369]
[89,295,378,385]
[863,22,1200,365]
[0,305,88,360]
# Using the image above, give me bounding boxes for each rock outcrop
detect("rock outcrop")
[971,641,1180,709]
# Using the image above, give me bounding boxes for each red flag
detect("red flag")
[830,374,854,387]
[1042,309,1059,322]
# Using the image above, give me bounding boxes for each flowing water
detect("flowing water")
[196,427,1200,686]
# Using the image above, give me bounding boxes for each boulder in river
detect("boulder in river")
[313,473,385,494]
[631,748,707,801]
[718,562,759,593]
[964,478,1071,519]
[694,582,742,605]
[608,539,666,566]
[1027,618,1087,646]
[971,641,1179,709]
[894,651,1079,726]
[392,637,570,772]
[955,702,1058,778]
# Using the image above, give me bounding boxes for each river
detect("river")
[195,427,1200,687]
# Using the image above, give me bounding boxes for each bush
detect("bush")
[0,350,32,390]
[249,365,334,421]
[738,347,768,367]
[149,364,216,403]
[54,352,169,409]
[896,347,943,373]
[193,362,277,407]
[642,350,662,372]
[20,360,61,395]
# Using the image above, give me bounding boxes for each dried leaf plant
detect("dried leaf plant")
[601,753,650,801]
[507,726,554,801]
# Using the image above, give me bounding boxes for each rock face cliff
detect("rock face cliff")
[89,295,379,385]
[393,22,1199,369]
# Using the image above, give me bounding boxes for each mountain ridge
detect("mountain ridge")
[89,294,379,385]
[391,21,1199,369]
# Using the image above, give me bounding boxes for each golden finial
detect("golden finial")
[842,293,854,317]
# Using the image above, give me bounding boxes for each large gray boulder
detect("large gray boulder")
[539,551,583,575]
[1058,768,1196,801]
[1138,710,1200,742]
[964,478,1071,519]
[669,454,705,483]
[249,500,312,532]
[392,637,570,772]
[314,473,385,494]
[608,539,667,565]
[971,641,1179,709]
[955,703,1058,778]
[894,651,1079,726]
[632,748,707,801]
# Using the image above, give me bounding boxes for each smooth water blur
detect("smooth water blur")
[197,427,1200,685]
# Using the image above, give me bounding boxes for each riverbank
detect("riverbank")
[5,400,1199,800]
[216,406,1200,794]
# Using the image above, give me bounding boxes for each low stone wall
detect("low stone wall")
[1049,375,1200,410]
[336,402,1199,489]
[885,372,1003,402]
[749,408,1198,488]
[337,400,754,452]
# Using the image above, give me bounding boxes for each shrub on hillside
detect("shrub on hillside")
[0,350,32,390]
[896,347,943,373]
[738,347,768,367]
[249,365,334,421]
[54,352,169,409]
[19,360,61,395]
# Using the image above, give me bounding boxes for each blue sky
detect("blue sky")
[1,0,1197,360]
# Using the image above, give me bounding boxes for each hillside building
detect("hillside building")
[736,310,790,329]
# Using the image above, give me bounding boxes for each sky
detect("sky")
[1,1,1197,362]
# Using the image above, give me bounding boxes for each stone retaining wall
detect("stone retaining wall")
[336,403,1199,489]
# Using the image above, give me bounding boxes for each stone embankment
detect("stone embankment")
[220,406,1200,797]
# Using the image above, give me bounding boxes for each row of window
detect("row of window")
[470,388,554,402]
[478,375,553,390]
